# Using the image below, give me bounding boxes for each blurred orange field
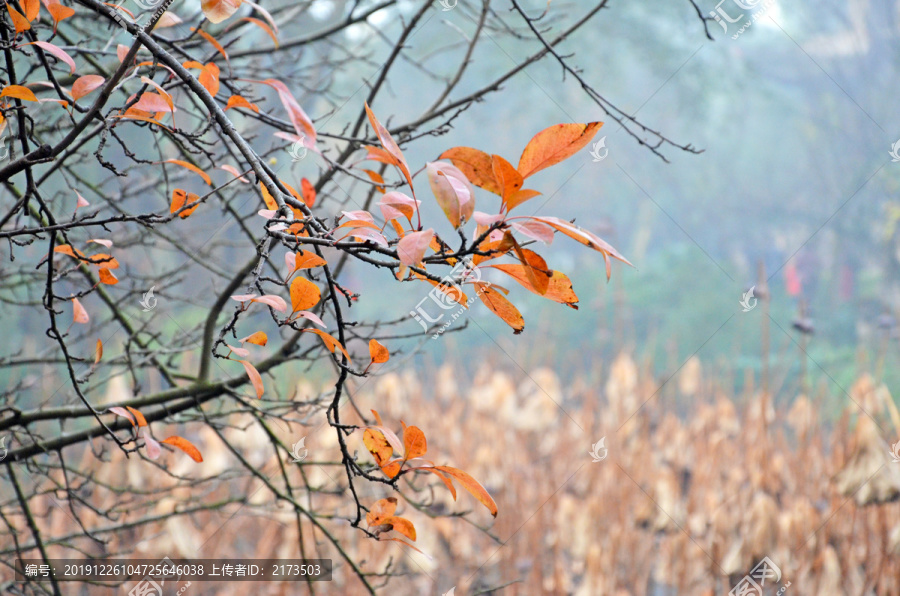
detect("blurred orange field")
[5,353,899,595]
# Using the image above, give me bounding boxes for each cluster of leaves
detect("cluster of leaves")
[363,410,497,553]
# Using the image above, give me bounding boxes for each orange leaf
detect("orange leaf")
[54,244,85,259]
[71,297,89,324]
[300,178,316,208]
[505,188,542,212]
[47,3,75,30]
[434,465,498,517]
[289,277,320,312]
[225,94,259,113]
[239,16,278,46]
[424,467,457,499]
[72,75,105,101]
[239,331,267,346]
[164,159,212,186]
[125,406,148,427]
[439,146,501,195]
[403,426,426,460]
[94,339,103,364]
[363,429,397,477]
[161,436,204,462]
[191,27,229,61]
[98,268,119,285]
[364,102,413,190]
[199,63,220,96]
[517,122,603,178]
[491,154,523,205]
[368,339,389,364]
[0,84,37,102]
[290,250,327,272]
[362,169,386,193]
[490,266,579,308]
[200,0,241,24]
[6,5,30,33]
[397,228,434,267]
[238,359,264,398]
[170,188,201,218]
[303,328,350,361]
[383,516,416,541]
[366,497,397,526]
[527,216,632,280]
[474,282,524,334]
[23,0,39,21]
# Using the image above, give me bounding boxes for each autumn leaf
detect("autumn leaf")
[27,42,76,74]
[239,17,278,46]
[239,331,268,346]
[491,154,524,205]
[47,2,75,31]
[364,103,413,191]
[261,79,316,143]
[201,0,241,23]
[72,75,104,101]
[99,269,119,285]
[289,277,321,312]
[108,406,136,426]
[434,465,498,517]
[170,189,201,218]
[517,122,603,178]
[525,216,632,280]
[184,61,220,96]
[383,516,416,541]
[439,146,501,194]
[94,339,103,364]
[161,436,204,462]
[6,5,30,33]
[225,95,259,113]
[238,359,264,398]
[23,0,39,21]
[379,191,419,224]
[403,426,427,460]
[230,294,288,313]
[488,266,579,308]
[300,178,316,208]
[474,281,524,334]
[164,159,212,186]
[368,339,389,363]
[303,328,350,361]
[363,429,399,477]
[125,406,148,427]
[71,297,89,324]
[366,497,397,526]
[0,85,37,102]
[191,27,229,61]
[426,162,474,228]
[143,432,162,459]
[397,228,434,267]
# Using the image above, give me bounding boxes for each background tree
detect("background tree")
[0,0,705,593]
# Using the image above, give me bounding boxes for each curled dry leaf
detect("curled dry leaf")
[238,359,264,398]
[239,331,268,346]
[125,406,147,427]
[368,339,389,363]
[71,297,89,324]
[161,436,203,462]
